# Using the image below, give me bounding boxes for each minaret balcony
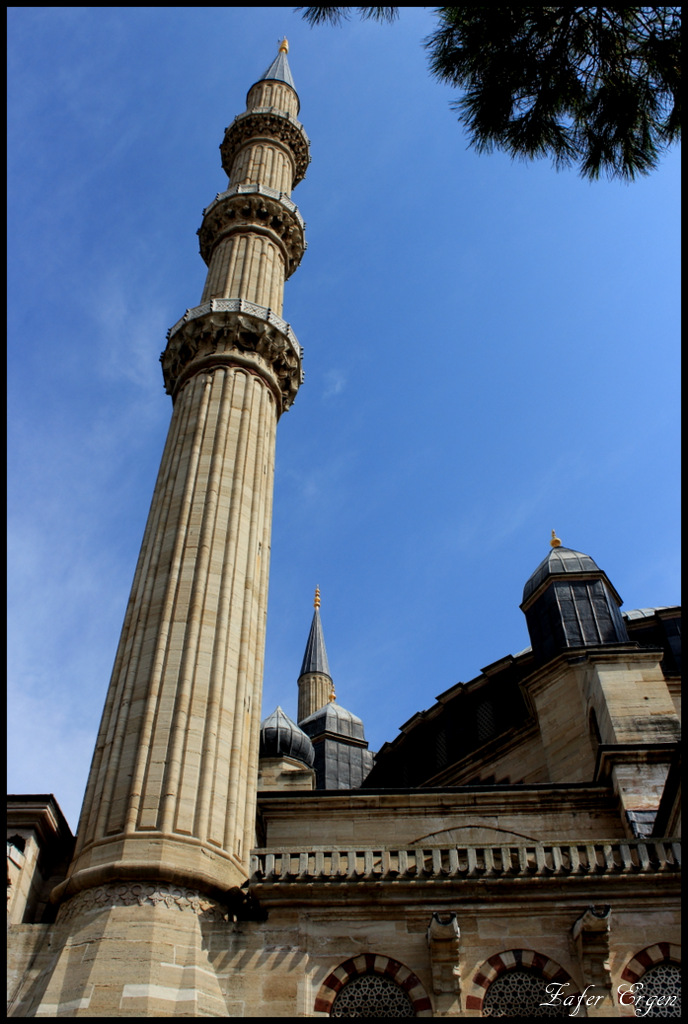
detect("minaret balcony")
[198,183,306,277]
[221,106,311,188]
[162,298,303,413]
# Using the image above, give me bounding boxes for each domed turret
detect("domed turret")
[259,706,315,767]
[521,532,629,662]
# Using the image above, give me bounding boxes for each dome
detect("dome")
[522,546,602,605]
[259,706,315,767]
[521,542,628,661]
[299,701,366,743]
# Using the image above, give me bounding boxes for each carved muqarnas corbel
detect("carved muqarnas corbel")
[427,912,461,1012]
[221,109,310,187]
[161,311,301,412]
[198,191,306,277]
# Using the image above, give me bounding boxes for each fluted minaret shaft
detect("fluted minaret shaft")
[63,44,309,901]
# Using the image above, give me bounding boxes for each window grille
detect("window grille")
[331,973,415,1017]
[633,963,681,1018]
[482,968,569,1017]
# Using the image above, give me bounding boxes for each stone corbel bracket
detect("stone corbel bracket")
[221,108,311,188]
[427,911,461,1010]
[571,904,612,990]
[198,186,306,278]
[162,300,303,414]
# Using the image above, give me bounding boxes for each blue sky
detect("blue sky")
[8,8,680,831]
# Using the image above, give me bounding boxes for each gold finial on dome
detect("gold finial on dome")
[279,37,289,54]
[314,585,321,609]
[329,683,336,702]
[550,530,562,548]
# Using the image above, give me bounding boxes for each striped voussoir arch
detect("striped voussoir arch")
[314,954,433,1016]
[465,948,580,1013]
[621,942,681,982]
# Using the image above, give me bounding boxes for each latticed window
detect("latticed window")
[482,968,570,1017]
[330,972,415,1017]
[476,699,496,743]
[634,963,681,1018]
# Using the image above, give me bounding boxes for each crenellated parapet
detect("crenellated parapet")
[198,184,306,278]
[162,299,303,414]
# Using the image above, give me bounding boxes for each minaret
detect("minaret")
[40,41,308,990]
[28,39,309,1019]
[296,590,375,790]
[297,586,335,720]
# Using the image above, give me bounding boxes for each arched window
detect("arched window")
[466,950,581,1017]
[621,944,681,1018]
[482,968,570,1017]
[314,955,432,1017]
[331,973,415,1017]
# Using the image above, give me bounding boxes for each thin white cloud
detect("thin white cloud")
[322,368,348,399]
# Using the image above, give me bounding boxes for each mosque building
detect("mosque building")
[7,42,680,1018]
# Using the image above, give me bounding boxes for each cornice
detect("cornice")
[221,107,310,187]
[162,301,303,414]
[258,784,616,817]
[593,741,681,784]
[520,643,662,701]
[7,795,73,847]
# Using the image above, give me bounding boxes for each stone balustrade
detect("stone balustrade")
[202,182,305,228]
[250,839,680,884]
[167,298,302,356]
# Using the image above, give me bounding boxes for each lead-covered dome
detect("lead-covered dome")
[259,706,315,767]
[522,546,601,604]
[299,700,366,743]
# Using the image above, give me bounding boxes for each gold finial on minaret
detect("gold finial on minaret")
[550,530,562,548]
[314,585,321,609]
[279,37,289,53]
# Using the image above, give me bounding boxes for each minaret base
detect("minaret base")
[13,887,232,1018]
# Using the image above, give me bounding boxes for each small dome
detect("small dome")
[522,546,601,605]
[259,706,315,767]
[299,701,366,742]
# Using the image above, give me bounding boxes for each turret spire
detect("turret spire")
[297,589,334,721]
[299,592,331,679]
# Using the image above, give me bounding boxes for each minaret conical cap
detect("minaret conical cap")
[256,39,296,91]
[298,589,331,679]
